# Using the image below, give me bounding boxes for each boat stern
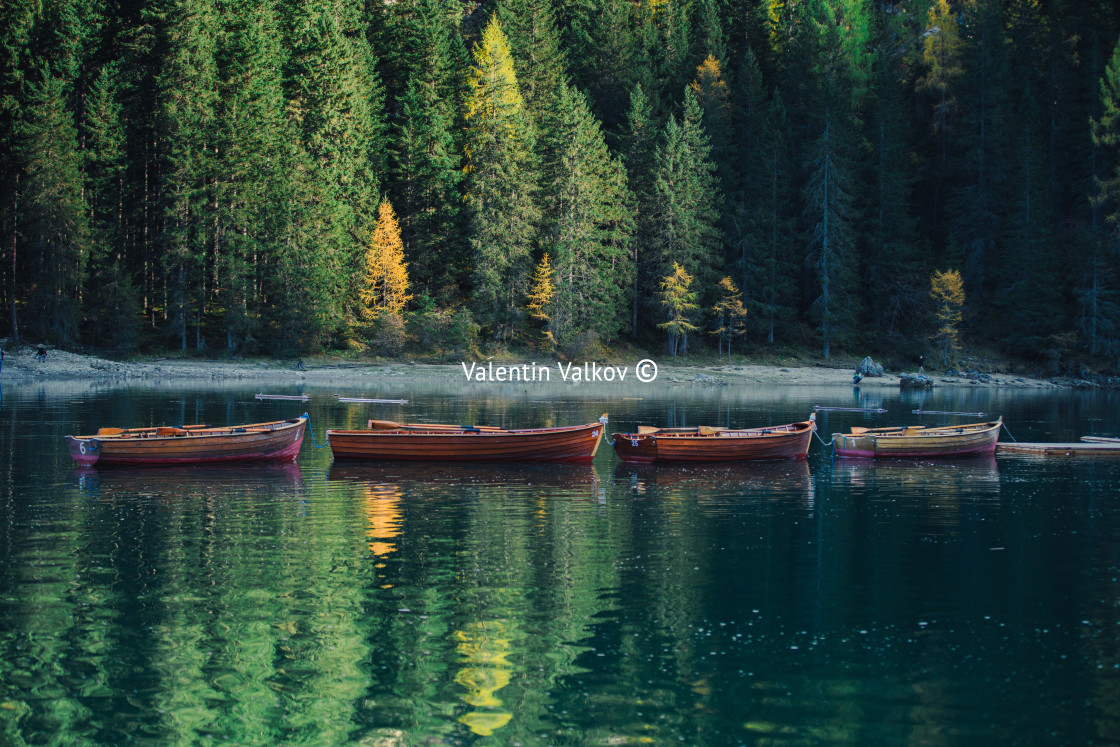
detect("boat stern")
[612,433,658,463]
[66,436,101,466]
[832,432,876,458]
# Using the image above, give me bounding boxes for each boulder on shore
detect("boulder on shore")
[856,356,884,377]
[899,372,933,389]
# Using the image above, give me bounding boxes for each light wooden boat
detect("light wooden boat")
[831,418,1001,458]
[610,414,816,463]
[326,416,608,463]
[65,417,307,466]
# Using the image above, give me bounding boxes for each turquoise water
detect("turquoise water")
[1,378,1119,744]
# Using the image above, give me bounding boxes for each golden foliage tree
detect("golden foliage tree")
[711,276,747,359]
[930,268,964,365]
[658,262,699,358]
[526,253,555,322]
[526,252,557,350]
[360,199,412,321]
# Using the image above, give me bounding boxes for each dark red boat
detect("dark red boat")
[611,414,816,463]
[65,417,307,466]
[326,416,608,463]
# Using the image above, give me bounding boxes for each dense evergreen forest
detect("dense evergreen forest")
[3,0,1120,372]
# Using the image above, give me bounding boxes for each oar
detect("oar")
[367,419,503,432]
[96,423,208,436]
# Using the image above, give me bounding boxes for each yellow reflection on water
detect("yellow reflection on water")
[362,484,402,557]
[454,621,514,735]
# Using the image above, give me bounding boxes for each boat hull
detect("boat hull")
[611,418,816,463]
[66,418,307,466]
[831,420,1001,458]
[326,421,606,463]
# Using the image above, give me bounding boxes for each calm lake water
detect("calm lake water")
[1,375,1119,745]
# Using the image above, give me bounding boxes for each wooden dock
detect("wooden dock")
[997,442,1120,458]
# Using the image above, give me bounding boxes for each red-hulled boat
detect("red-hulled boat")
[611,414,816,463]
[326,416,608,463]
[65,416,307,466]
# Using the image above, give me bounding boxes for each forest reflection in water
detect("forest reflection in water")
[2,382,1120,744]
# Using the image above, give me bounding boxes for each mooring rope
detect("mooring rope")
[1000,421,1018,443]
[302,413,329,448]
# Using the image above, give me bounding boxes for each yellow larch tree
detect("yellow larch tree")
[658,262,699,358]
[360,199,412,321]
[930,268,964,366]
[526,252,556,350]
[711,276,747,359]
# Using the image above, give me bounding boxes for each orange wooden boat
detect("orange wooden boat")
[611,414,816,463]
[831,418,1001,458]
[65,416,307,466]
[326,416,608,463]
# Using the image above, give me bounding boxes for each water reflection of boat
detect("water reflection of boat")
[68,462,304,498]
[327,461,602,492]
[613,459,812,493]
[831,456,1000,489]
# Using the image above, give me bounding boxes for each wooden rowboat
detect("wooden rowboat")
[831,418,1001,458]
[65,417,307,466]
[326,416,608,463]
[610,414,816,463]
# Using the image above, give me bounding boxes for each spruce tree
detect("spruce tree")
[20,71,90,346]
[464,19,541,340]
[284,0,386,343]
[798,0,869,358]
[214,0,309,353]
[156,0,220,351]
[949,0,1012,313]
[389,0,466,300]
[621,84,659,335]
[84,62,140,350]
[1087,33,1120,356]
[735,92,798,344]
[650,87,721,347]
[540,82,634,347]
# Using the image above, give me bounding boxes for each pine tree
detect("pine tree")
[387,0,465,300]
[20,71,90,346]
[949,0,1012,313]
[497,0,569,117]
[1087,33,1120,356]
[214,0,311,354]
[866,12,924,340]
[689,55,734,200]
[731,67,798,344]
[576,0,650,132]
[285,0,386,342]
[621,84,659,335]
[650,87,721,347]
[464,19,541,340]
[798,0,869,358]
[156,0,220,351]
[540,82,634,347]
[657,261,699,357]
[84,62,140,350]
